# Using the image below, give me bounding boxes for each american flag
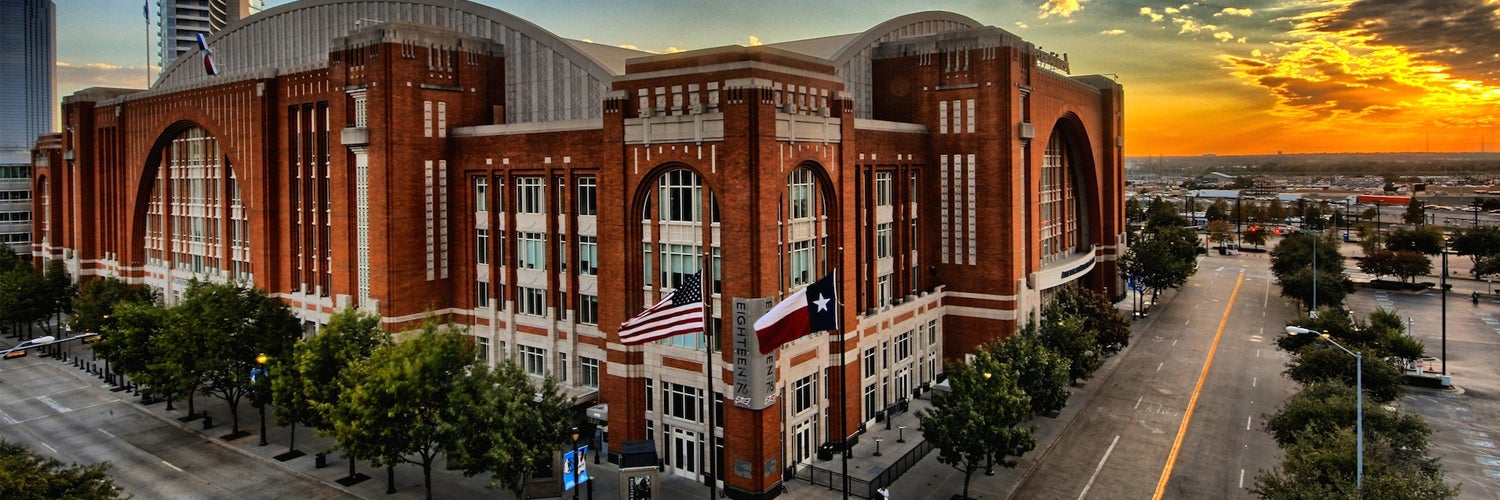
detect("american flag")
[619,271,704,345]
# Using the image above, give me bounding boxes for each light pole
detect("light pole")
[1441,237,1449,377]
[255,353,269,446]
[1285,326,1362,491]
[897,425,906,444]
[873,438,883,457]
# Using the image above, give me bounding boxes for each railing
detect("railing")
[795,438,935,498]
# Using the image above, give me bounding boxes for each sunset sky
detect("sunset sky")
[50,0,1500,156]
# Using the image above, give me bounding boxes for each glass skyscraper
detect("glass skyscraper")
[158,0,262,72]
[0,0,54,256]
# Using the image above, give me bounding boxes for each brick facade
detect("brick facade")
[33,3,1122,498]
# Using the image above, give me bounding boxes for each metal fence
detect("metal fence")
[796,438,935,498]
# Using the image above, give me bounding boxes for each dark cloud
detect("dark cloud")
[1308,0,1500,82]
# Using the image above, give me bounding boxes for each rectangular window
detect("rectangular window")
[558,352,568,382]
[928,320,938,345]
[581,357,600,388]
[789,240,812,287]
[863,384,877,421]
[475,336,489,363]
[864,347,877,378]
[578,235,598,276]
[666,382,701,422]
[896,331,912,362]
[789,168,813,219]
[966,99,976,133]
[577,176,597,216]
[474,177,488,212]
[519,287,546,316]
[520,345,546,376]
[875,172,892,206]
[517,232,546,269]
[793,374,816,414]
[938,101,949,134]
[476,280,490,309]
[877,273,892,308]
[579,294,599,325]
[877,223,892,259]
[516,177,544,214]
[645,379,655,412]
[557,234,567,273]
[951,99,961,133]
[475,228,489,265]
[423,101,433,137]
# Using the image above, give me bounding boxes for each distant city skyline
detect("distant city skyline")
[49,0,1500,156]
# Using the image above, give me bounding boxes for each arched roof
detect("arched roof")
[155,0,647,123]
[768,11,982,118]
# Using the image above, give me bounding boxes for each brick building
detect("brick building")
[32,1,1123,497]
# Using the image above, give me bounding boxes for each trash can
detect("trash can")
[817,443,835,461]
[315,452,328,468]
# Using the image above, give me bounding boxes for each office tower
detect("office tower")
[158,0,261,71]
[0,0,54,256]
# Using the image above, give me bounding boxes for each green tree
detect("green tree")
[1253,427,1457,500]
[293,308,389,476]
[268,352,311,453]
[1145,197,1187,229]
[1263,382,1431,456]
[1124,197,1145,223]
[1267,198,1287,222]
[0,439,123,500]
[1037,315,1099,385]
[0,265,49,340]
[1119,225,1200,304]
[1284,344,1405,403]
[919,356,1034,500]
[1047,285,1132,352]
[1241,225,1269,249]
[330,322,475,500]
[1384,226,1444,255]
[94,301,172,400]
[1208,220,1234,250]
[448,359,570,498]
[1403,197,1426,225]
[39,260,75,336]
[1449,225,1500,271]
[70,277,156,335]
[1206,199,1230,221]
[1359,250,1432,283]
[993,326,1070,416]
[169,281,302,434]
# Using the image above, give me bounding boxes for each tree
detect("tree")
[1046,285,1132,352]
[919,356,1034,500]
[1403,197,1426,224]
[0,265,49,340]
[39,260,75,336]
[1124,197,1145,224]
[169,281,302,434]
[1206,199,1230,221]
[1384,226,1444,255]
[268,353,312,453]
[1448,225,1500,271]
[1145,197,1187,229]
[93,301,172,399]
[1037,315,1099,385]
[330,322,475,500]
[1267,198,1287,222]
[1263,382,1431,456]
[1253,427,1457,500]
[449,359,571,498]
[1119,225,1200,304]
[70,277,156,335]
[1284,344,1405,403]
[1208,220,1234,250]
[992,326,1070,416]
[1270,232,1350,310]
[1241,225,1269,249]
[1359,250,1432,283]
[293,308,389,477]
[0,439,123,500]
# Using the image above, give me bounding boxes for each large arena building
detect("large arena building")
[32,1,1124,497]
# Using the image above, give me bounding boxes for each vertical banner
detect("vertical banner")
[562,445,590,490]
[733,298,778,410]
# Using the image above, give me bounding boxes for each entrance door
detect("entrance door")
[671,427,698,479]
[794,419,814,464]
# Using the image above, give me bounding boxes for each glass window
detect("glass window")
[659,170,700,222]
[475,228,489,264]
[877,273,892,308]
[475,336,489,363]
[516,177,544,214]
[896,331,912,362]
[790,240,812,287]
[864,347,877,378]
[517,232,546,269]
[474,177,488,212]
[558,352,568,382]
[875,172,892,206]
[476,280,490,309]
[666,382,701,422]
[520,345,546,376]
[578,235,598,275]
[577,176,597,216]
[645,379,654,412]
[793,374,816,414]
[877,223,892,259]
[581,357,600,388]
[579,294,599,325]
[863,384,877,421]
[519,287,546,316]
[789,168,813,219]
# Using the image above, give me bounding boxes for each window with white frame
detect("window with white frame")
[520,345,546,376]
[475,336,489,363]
[516,177,544,214]
[877,223,892,259]
[793,374,816,414]
[577,176,597,216]
[581,357,600,388]
[661,244,700,289]
[864,347,877,378]
[474,177,488,212]
[875,172,892,206]
[863,384,877,421]
[476,280,490,309]
[659,169,700,222]
[557,352,568,382]
[645,379,655,412]
[517,232,545,269]
[790,240,813,287]
[579,294,599,325]
[877,273,892,308]
[578,235,597,275]
[519,287,546,316]
[896,331,912,362]
[557,234,567,272]
[476,228,489,264]
[789,168,813,219]
[665,382,701,422]
[928,320,938,345]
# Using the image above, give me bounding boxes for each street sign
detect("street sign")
[562,445,590,490]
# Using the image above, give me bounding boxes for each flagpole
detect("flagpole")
[703,252,716,499]
[836,263,849,500]
[144,1,152,87]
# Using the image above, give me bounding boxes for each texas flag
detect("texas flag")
[753,271,839,354]
[196,34,220,76]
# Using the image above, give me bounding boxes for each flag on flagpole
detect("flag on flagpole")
[195,33,220,76]
[753,271,838,354]
[619,271,705,345]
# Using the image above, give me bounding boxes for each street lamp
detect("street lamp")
[873,437,884,457]
[897,425,906,444]
[255,353,269,446]
[1285,326,1362,491]
[1441,236,1450,377]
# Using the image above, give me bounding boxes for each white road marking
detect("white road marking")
[1246,415,1253,430]
[1077,435,1121,500]
[1135,396,1144,409]
[161,460,184,473]
[1172,338,1178,346]
[0,408,15,425]
[1185,320,1191,327]
[1157,362,1164,372]
[37,396,71,414]
[40,442,57,453]
[1252,377,1258,388]
[97,428,115,438]
[1257,349,1261,358]
[1239,469,1246,489]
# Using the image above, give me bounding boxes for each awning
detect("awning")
[586,403,608,423]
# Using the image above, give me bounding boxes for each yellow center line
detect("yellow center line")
[1153,272,1244,500]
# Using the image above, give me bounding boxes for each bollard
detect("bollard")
[315,452,328,468]
[202,415,214,430]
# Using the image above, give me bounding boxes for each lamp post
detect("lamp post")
[1441,237,1449,377]
[897,425,906,444]
[873,438,883,457]
[1286,326,1362,491]
[255,353,269,446]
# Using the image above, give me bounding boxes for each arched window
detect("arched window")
[639,168,719,349]
[144,127,251,281]
[1041,129,1085,262]
[781,166,831,289]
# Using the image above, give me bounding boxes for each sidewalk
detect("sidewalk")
[40,344,713,500]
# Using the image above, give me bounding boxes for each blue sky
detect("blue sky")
[51,0,1500,155]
